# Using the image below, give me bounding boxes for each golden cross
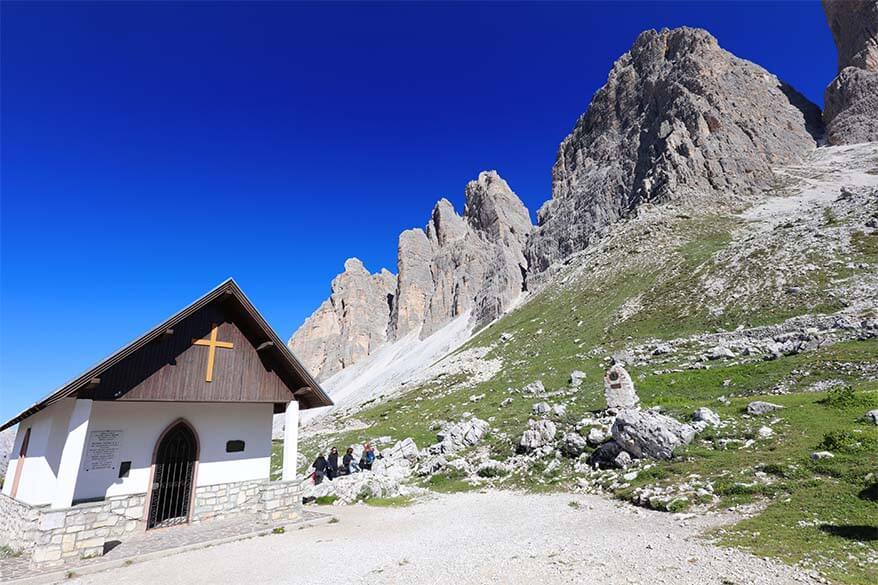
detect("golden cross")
[192,324,234,382]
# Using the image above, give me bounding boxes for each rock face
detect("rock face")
[823,0,878,144]
[390,172,532,341]
[526,27,821,272]
[0,427,15,478]
[288,258,396,379]
[290,172,532,380]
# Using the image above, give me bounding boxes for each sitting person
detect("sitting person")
[327,447,339,479]
[343,447,360,474]
[312,452,329,484]
[359,442,376,470]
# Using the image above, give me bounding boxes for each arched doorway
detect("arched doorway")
[147,420,198,529]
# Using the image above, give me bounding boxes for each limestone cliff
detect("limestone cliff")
[823,0,878,144]
[290,172,532,380]
[526,27,822,272]
[288,258,396,380]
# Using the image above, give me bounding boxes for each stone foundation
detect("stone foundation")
[0,479,302,568]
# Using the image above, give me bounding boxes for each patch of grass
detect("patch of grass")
[819,430,876,454]
[314,495,338,506]
[819,385,878,410]
[0,545,22,559]
[328,517,339,524]
[272,526,285,534]
[362,496,413,507]
[567,500,581,509]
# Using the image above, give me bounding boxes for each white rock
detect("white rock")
[523,380,545,394]
[586,427,608,447]
[612,409,695,460]
[746,401,784,415]
[532,402,551,415]
[692,407,721,428]
[603,364,640,410]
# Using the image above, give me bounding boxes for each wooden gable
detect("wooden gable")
[88,299,293,404]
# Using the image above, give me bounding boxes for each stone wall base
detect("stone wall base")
[0,479,302,569]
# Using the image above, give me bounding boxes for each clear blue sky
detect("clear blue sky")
[1,1,834,421]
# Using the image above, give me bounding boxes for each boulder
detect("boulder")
[550,404,567,418]
[865,410,878,425]
[522,380,545,394]
[517,419,557,453]
[371,438,419,480]
[811,451,835,461]
[613,451,633,469]
[586,427,608,447]
[746,401,784,415]
[611,409,695,460]
[706,346,735,360]
[692,407,721,428]
[303,471,413,504]
[432,418,490,454]
[532,402,551,415]
[569,370,587,387]
[560,432,589,458]
[757,426,774,439]
[589,440,626,469]
[603,364,640,410]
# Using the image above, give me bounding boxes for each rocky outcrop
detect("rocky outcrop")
[288,258,396,379]
[390,172,532,341]
[0,427,15,478]
[823,0,878,144]
[291,172,532,379]
[527,27,822,272]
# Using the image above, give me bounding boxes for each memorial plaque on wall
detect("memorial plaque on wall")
[85,430,123,471]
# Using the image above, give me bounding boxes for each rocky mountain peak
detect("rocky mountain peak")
[463,171,532,249]
[288,258,396,380]
[526,26,822,273]
[426,198,468,247]
[291,171,533,380]
[823,0,878,145]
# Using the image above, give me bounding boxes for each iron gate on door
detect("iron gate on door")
[148,422,197,529]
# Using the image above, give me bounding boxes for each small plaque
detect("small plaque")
[226,440,245,453]
[85,430,123,471]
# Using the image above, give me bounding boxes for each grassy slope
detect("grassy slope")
[291,205,878,583]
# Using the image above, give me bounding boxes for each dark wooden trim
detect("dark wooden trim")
[10,427,31,500]
[256,341,274,352]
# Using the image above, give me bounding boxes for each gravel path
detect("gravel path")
[70,491,820,585]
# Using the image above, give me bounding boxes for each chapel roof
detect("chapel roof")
[1,279,332,431]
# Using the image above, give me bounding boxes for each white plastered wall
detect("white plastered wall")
[72,401,274,502]
[1,399,76,506]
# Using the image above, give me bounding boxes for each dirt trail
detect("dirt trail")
[70,491,820,585]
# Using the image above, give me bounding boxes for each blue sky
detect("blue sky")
[0,1,834,421]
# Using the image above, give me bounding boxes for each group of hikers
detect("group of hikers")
[310,443,378,484]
